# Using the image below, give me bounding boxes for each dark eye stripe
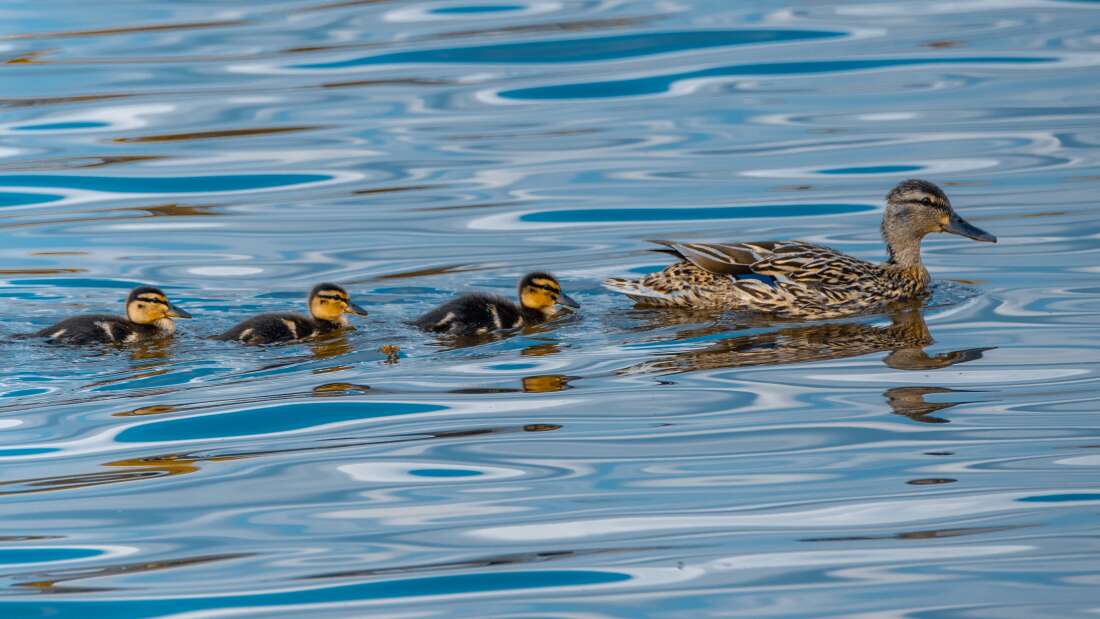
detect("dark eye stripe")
[534,284,560,293]
[136,296,168,305]
[317,293,346,301]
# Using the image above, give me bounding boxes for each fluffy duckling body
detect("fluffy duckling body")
[604,180,997,319]
[413,272,578,336]
[215,284,368,345]
[34,286,191,345]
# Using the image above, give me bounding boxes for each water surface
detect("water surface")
[2,0,1100,616]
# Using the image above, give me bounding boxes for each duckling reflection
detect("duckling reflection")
[127,337,173,361]
[307,332,352,360]
[521,342,562,357]
[620,305,991,375]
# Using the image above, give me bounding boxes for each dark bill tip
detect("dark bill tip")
[558,293,580,309]
[168,304,193,319]
[347,302,369,316]
[945,214,997,243]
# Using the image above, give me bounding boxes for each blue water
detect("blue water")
[2,1,1100,617]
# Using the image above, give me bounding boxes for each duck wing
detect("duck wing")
[650,240,868,286]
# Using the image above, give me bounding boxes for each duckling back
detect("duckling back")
[412,293,527,336]
[35,314,160,345]
[214,313,334,345]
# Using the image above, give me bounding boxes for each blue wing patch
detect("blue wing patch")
[735,273,778,286]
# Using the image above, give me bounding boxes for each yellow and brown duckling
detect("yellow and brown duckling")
[413,272,579,336]
[214,283,368,345]
[33,286,192,345]
[604,179,996,319]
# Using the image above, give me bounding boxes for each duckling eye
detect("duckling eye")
[920,197,935,206]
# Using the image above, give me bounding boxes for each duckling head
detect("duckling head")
[126,286,192,332]
[308,283,368,325]
[883,179,996,266]
[518,272,579,317]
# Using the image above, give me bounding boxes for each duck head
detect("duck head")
[518,272,579,318]
[308,283,369,325]
[126,286,192,332]
[883,179,996,266]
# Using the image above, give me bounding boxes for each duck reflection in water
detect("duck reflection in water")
[620,302,992,374]
[885,386,975,424]
[307,332,352,361]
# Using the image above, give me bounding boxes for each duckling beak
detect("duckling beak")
[346,302,369,317]
[557,293,580,309]
[167,303,193,319]
[944,213,997,243]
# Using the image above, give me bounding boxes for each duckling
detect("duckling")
[33,286,192,345]
[214,283,368,345]
[413,272,579,336]
[604,179,997,319]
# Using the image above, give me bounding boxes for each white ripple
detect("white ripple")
[188,266,265,277]
[0,103,174,135]
[708,544,1030,570]
[338,461,526,483]
[804,368,1088,385]
[384,1,561,22]
[467,490,1091,541]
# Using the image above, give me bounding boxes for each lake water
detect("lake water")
[2,1,1100,616]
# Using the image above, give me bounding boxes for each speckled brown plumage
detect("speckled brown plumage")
[606,240,928,319]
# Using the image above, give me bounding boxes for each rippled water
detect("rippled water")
[2,0,1100,616]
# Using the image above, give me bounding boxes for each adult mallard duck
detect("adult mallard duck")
[603,179,996,319]
[32,286,192,345]
[412,272,579,336]
[214,283,368,345]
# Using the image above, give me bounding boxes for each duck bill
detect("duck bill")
[167,303,193,319]
[346,302,369,317]
[944,214,997,243]
[557,293,580,309]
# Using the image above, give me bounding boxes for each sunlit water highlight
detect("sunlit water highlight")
[1,0,1100,616]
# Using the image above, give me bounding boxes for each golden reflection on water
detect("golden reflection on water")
[0,268,85,275]
[12,552,251,594]
[0,155,163,171]
[308,334,352,361]
[0,423,562,496]
[113,404,178,417]
[801,525,1023,543]
[312,382,371,396]
[521,343,561,357]
[3,19,250,40]
[521,374,571,393]
[114,126,320,143]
